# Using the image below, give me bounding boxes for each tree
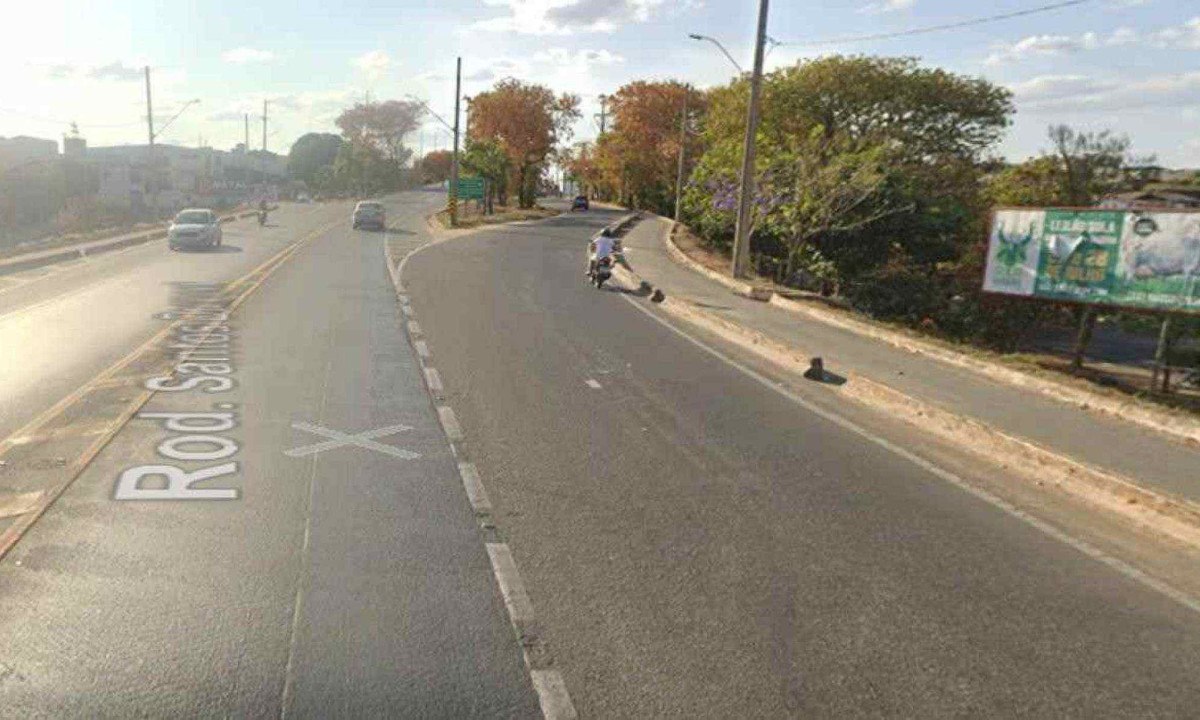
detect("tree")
[461,138,510,212]
[468,79,580,208]
[561,141,602,199]
[984,156,1068,207]
[588,81,706,214]
[1044,125,1153,206]
[335,100,424,166]
[288,133,344,186]
[686,55,1012,280]
[420,150,453,184]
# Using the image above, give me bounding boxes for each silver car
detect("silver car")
[168,208,223,250]
[352,201,386,231]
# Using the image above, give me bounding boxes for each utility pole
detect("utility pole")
[673,86,690,222]
[261,99,268,197]
[244,113,249,152]
[144,65,155,214]
[731,0,769,279]
[449,57,462,226]
[596,95,608,136]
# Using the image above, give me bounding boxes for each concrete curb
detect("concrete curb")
[659,219,1200,448]
[0,208,259,278]
[611,261,1200,551]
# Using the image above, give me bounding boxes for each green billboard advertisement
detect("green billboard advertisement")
[984,208,1200,314]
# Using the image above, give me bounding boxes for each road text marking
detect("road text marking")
[284,421,420,460]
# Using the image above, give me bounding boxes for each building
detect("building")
[87,144,287,212]
[63,135,86,159]
[0,135,58,172]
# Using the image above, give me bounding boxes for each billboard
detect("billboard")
[984,208,1200,314]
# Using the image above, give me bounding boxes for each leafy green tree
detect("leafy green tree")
[461,138,510,212]
[983,156,1067,207]
[287,133,344,187]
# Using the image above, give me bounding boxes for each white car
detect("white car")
[352,201,386,231]
[168,208,223,250]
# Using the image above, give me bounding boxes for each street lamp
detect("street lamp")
[687,33,744,74]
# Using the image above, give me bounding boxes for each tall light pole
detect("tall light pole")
[687,34,744,74]
[144,66,155,214]
[451,57,462,226]
[731,0,769,278]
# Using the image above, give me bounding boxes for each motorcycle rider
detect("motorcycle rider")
[258,198,268,224]
[586,227,618,278]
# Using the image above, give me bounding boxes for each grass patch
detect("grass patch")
[435,205,559,229]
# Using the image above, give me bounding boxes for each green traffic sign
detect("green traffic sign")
[455,176,485,200]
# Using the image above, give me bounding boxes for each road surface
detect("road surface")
[1,192,1199,717]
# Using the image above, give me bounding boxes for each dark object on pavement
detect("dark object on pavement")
[571,195,589,211]
[804,357,825,381]
[651,289,665,303]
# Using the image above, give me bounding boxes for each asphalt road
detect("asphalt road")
[0,201,343,442]
[3,195,1200,718]
[0,191,539,717]
[402,207,1200,717]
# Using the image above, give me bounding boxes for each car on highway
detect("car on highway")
[571,195,589,211]
[167,208,223,250]
[352,201,386,230]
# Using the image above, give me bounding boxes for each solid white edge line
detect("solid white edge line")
[619,293,1200,617]
[530,670,579,720]
[424,367,444,395]
[457,462,493,513]
[437,405,464,442]
[485,542,535,626]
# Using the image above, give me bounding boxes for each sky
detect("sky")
[1,0,1198,166]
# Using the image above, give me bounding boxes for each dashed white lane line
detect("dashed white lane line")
[485,543,535,626]
[437,405,464,442]
[585,378,602,390]
[424,367,444,396]
[407,319,423,336]
[457,462,492,513]
[414,340,431,359]
[530,670,579,720]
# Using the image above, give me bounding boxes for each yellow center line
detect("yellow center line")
[0,214,346,561]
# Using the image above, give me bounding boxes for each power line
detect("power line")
[777,0,1093,47]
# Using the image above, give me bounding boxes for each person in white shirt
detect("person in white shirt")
[587,228,618,277]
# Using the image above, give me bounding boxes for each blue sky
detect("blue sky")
[2,0,1198,165]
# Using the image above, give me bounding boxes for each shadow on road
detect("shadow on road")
[176,245,244,254]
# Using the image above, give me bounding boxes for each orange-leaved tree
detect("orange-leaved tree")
[420,150,453,184]
[468,79,580,208]
[593,81,706,214]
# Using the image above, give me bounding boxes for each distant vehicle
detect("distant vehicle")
[352,201,386,230]
[168,209,222,250]
[297,193,312,203]
[571,195,589,211]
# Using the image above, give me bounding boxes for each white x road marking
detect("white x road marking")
[284,421,421,460]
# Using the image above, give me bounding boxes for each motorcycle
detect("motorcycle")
[257,209,268,226]
[589,256,613,289]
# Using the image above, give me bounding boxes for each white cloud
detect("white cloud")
[858,0,915,15]
[469,0,675,35]
[530,48,625,66]
[86,62,143,82]
[352,50,392,79]
[222,47,276,64]
[987,17,1200,64]
[1009,71,1200,112]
